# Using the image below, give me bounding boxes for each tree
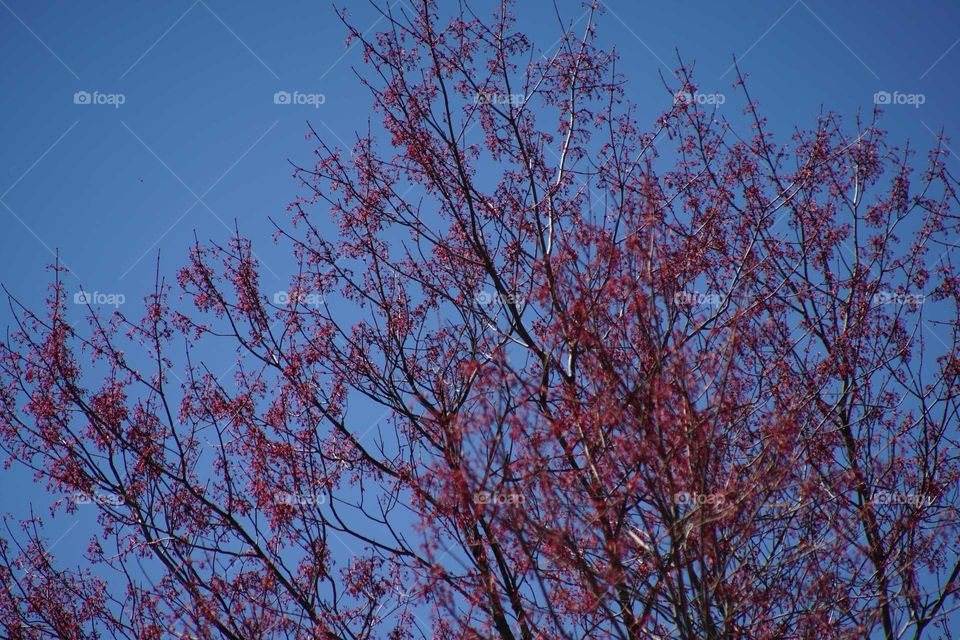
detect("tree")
[2,1,960,638]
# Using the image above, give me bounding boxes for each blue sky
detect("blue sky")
[1,0,960,603]
[2,0,959,313]
[2,1,959,314]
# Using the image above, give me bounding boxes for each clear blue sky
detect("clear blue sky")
[1,0,959,589]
